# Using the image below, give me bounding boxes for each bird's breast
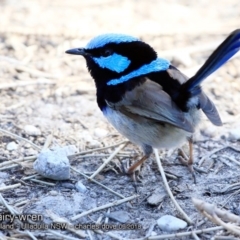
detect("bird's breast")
[102,106,193,149]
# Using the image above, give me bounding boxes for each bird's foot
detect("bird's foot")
[120,160,139,193]
[178,149,196,184]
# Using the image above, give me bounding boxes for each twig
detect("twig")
[0,193,18,215]
[221,189,240,207]
[68,140,129,158]
[0,128,41,150]
[154,149,192,224]
[222,155,240,167]
[0,156,36,168]
[0,79,55,90]
[71,167,125,199]
[193,198,240,223]
[148,226,223,239]
[192,232,201,240]
[90,142,128,179]
[0,183,21,192]
[46,210,86,238]
[93,229,127,240]
[22,174,40,180]
[198,145,240,166]
[42,134,53,150]
[30,179,55,186]
[47,230,79,240]
[0,194,38,240]
[192,198,240,236]
[71,195,138,221]
[0,164,19,171]
[76,154,129,158]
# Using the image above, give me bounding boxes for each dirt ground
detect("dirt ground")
[1,0,240,239]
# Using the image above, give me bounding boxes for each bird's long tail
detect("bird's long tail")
[183,29,240,95]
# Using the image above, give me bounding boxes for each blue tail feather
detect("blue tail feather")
[184,29,240,92]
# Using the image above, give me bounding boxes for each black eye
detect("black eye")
[102,49,112,57]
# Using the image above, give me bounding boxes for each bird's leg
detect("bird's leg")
[178,137,196,183]
[127,145,153,174]
[127,155,149,174]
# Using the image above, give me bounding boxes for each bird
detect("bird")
[66,29,240,182]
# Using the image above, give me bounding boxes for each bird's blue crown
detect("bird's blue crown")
[86,33,139,49]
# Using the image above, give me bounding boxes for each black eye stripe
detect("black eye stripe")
[102,49,113,57]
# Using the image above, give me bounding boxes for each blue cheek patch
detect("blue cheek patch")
[107,58,170,85]
[93,53,131,73]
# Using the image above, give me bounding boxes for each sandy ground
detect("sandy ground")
[0,0,240,239]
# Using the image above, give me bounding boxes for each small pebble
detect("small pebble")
[24,125,41,136]
[94,128,108,138]
[151,231,157,236]
[75,181,87,193]
[33,148,70,180]
[147,189,166,206]
[228,127,240,141]
[6,142,18,151]
[105,211,130,223]
[157,215,187,232]
[54,145,78,156]
[88,139,101,148]
[49,190,58,196]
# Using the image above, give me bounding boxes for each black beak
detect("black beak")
[65,48,87,56]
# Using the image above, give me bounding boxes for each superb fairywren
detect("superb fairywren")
[66,30,240,182]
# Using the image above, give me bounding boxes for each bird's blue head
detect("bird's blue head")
[66,33,170,87]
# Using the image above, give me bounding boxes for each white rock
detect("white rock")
[94,128,108,138]
[24,125,41,136]
[33,149,70,180]
[88,140,101,148]
[147,190,166,206]
[228,127,240,141]
[54,145,78,156]
[75,181,87,193]
[6,142,18,151]
[157,215,187,232]
[81,130,94,142]
[105,211,130,223]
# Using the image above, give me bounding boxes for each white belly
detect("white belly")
[103,106,196,149]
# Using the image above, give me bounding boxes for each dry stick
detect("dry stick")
[213,214,240,236]
[192,198,240,223]
[71,167,125,199]
[0,156,37,168]
[0,79,55,90]
[42,134,53,150]
[198,146,227,166]
[69,140,129,158]
[71,195,138,221]
[47,230,79,240]
[192,232,201,240]
[0,128,41,151]
[90,142,128,179]
[0,183,21,192]
[222,155,240,167]
[46,210,87,238]
[154,149,192,224]
[0,164,19,171]
[221,189,240,208]
[0,194,37,240]
[30,179,55,187]
[148,226,223,240]
[93,229,128,240]
[193,198,240,236]
[199,145,240,167]
[22,174,40,180]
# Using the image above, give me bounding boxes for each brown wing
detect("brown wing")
[107,79,195,133]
